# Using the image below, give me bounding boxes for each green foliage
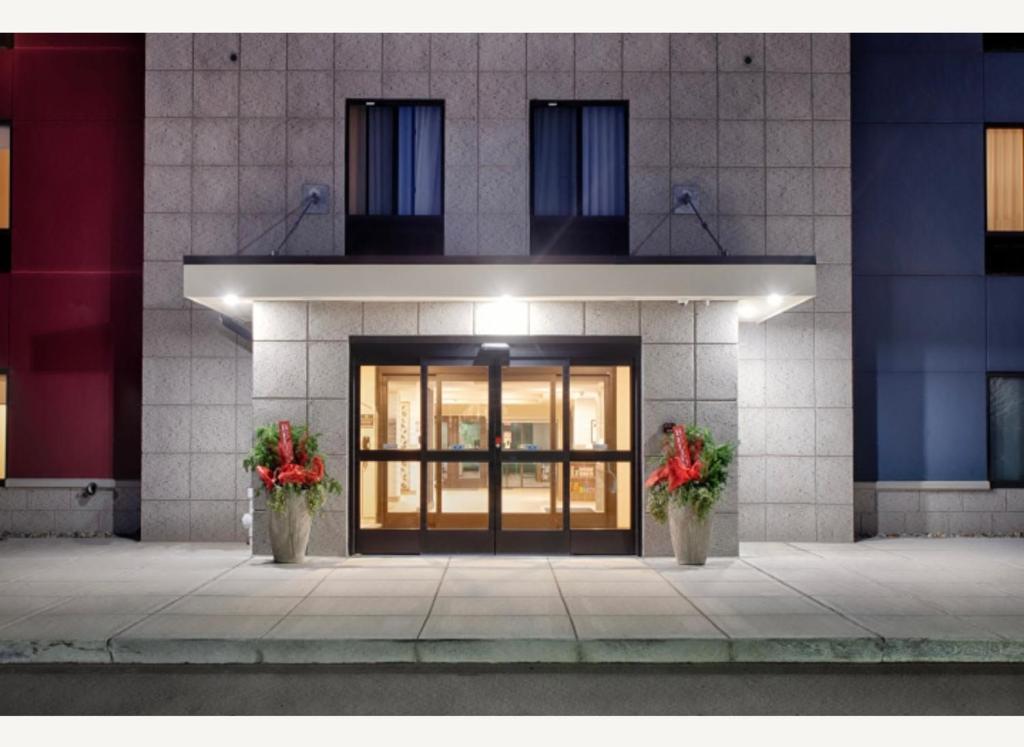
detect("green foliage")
[647,424,735,524]
[242,422,343,516]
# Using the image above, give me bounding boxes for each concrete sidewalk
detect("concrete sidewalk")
[1,537,1022,664]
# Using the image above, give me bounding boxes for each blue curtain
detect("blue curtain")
[581,106,626,216]
[367,106,393,215]
[532,106,577,216]
[397,106,442,216]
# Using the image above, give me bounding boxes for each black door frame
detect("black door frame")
[349,337,641,555]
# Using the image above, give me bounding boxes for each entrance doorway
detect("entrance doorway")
[351,339,639,554]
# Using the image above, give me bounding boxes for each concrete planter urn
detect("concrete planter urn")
[243,420,343,565]
[646,423,734,567]
[269,494,314,564]
[667,502,713,566]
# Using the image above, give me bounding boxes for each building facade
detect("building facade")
[6,32,1019,553]
[143,32,852,555]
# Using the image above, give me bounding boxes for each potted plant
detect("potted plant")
[243,420,342,564]
[646,423,734,565]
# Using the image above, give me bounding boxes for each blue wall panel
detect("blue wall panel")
[984,55,1024,122]
[854,276,986,373]
[852,52,983,123]
[852,34,981,54]
[864,371,988,481]
[852,123,984,276]
[851,33,998,483]
[987,277,1024,371]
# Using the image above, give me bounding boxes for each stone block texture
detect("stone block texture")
[144,33,851,547]
[0,484,139,539]
[248,300,739,556]
[640,301,739,556]
[854,484,1024,539]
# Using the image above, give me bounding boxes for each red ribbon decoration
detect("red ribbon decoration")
[645,424,704,491]
[257,420,327,491]
[277,420,294,465]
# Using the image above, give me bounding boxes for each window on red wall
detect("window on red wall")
[0,122,8,271]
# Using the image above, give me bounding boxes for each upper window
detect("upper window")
[530,101,628,256]
[0,123,9,272]
[989,374,1024,486]
[0,34,12,49]
[345,100,444,256]
[984,34,1024,52]
[985,126,1024,273]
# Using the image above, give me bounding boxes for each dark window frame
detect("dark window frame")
[344,99,445,257]
[984,34,1024,53]
[987,372,1024,488]
[984,123,1024,275]
[0,119,9,273]
[529,100,630,257]
[349,338,641,555]
[0,34,12,49]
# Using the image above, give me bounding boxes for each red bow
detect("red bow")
[645,425,704,491]
[257,421,326,491]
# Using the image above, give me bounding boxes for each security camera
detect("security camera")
[83,482,98,497]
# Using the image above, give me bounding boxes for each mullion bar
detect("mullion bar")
[568,451,632,462]
[357,450,422,461]
[562,362,571,534]
[419,361,428,531]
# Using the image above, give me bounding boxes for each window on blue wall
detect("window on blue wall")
[989,375,1024,485]
[984,34,1024,52]
[985,126,1024,274]
[531,101,628,255]
[346,100,444,256]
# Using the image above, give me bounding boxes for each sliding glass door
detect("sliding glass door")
[352,340,638,555]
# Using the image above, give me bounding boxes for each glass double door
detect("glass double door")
[354,345,636,554]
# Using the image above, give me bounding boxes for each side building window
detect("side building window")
[1,123,9,271]
[530,101,628,256]
[989,374,1024,485]
[985,126,1024,273]
[346,100,444,256]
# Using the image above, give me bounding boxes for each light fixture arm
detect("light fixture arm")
[236,191,321,256]
[632,193,729,257]
[678,193,728,257]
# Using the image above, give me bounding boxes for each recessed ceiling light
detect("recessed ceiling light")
[767,293,783,307]
[223,293,240,307]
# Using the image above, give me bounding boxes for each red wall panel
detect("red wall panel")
[12,120,143,272]
[13,47,143,122]
[0,34,143,480]
[7,273,117,477]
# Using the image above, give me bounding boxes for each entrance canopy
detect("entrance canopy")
[182,256,816,324]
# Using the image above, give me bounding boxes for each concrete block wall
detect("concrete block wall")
[0,485,139,537]
[855,484,1024,537]
[732,33,852,543]
[251,299,739,557]
[144,33,850,543]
